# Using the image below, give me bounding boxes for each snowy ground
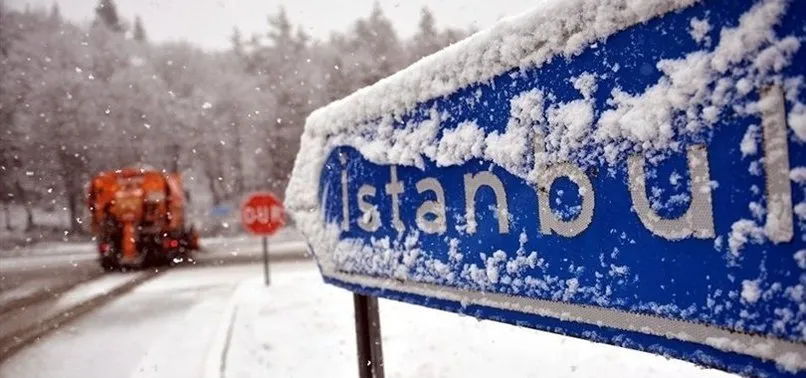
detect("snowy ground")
[1,260,741,378]
[197,227,305,256]
[0,229,308,320]
[0,272,147,342]
[0,276,71,306]
[225,264,738,378]
[0,264,262,378]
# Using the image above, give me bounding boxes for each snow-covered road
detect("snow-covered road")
[1,260,741,378]
[0,228,308,311]
[1,227,305,270]
[0,264,264,378]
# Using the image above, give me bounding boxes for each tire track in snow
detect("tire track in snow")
[0,269,163,363]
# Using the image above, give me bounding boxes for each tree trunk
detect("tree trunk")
[201,154,223,207]
[15,180,34,231]
[231,120,245,196]
[24,203,34,232]
[67,191,81,233]
[207,179,222,207]
[57,149,84,234]
[170,143,181,173]
[3,202,12,231]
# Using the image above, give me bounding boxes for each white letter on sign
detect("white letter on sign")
[243,208,255,224]
[535,134,595,237]
[357,185,381,232]
[385,166,405,232]
[416,178,447,234]
[257,206,270,224]
[628,145,715,240]
[340,153,350,231]
[464,171,509,234]
[760,84,793,243]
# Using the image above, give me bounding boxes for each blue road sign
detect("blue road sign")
[286,0,806,375]
[210,204,233,218]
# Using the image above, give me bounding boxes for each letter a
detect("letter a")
[416,178,447,234]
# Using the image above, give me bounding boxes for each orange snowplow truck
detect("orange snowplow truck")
[87,167,200,270]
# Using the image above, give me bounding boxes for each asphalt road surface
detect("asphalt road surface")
[0,228,310,378]
[0,263,270,378]
[0,228,307,308]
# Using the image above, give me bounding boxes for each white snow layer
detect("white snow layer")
[304,0,698,146]
[435,120,485,166]
[794,250,806,270]
[742,279,762,304]
[690,17,712,45]
[740,124,760,156]
[224,266,738,378]
[791,103,806,140]
[791,167,806,183]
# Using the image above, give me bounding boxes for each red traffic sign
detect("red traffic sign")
[241,192,285,235]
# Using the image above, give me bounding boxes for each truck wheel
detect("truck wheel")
[100,256,119,271]
[146,249,169,268]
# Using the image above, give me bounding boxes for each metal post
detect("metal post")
[262,236,270,286]
[353,293,384,378]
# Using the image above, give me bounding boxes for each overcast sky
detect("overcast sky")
[8,0,539,51]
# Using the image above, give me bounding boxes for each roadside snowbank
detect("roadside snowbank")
[200,227,305,254]
[222,265,737,378]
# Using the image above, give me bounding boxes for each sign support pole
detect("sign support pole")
[262,236,270,286]
[353,293,384,378]
[242,191,283,286]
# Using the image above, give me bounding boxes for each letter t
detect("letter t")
[385,166,405,232]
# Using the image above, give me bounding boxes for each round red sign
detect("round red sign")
[241,192,286,235]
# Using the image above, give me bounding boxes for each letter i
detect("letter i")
[340,152,350,231]
[760,85,793,243]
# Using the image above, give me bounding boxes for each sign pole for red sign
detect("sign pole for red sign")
[241,192,285,288]
[262,236,270,286]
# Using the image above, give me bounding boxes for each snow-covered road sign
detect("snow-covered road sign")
[286,0,806,375]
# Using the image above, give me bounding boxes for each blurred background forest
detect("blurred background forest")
[0,0,467,242]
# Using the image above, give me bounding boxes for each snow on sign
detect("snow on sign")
[286,0,806,376]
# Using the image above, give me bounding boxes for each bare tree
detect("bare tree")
[0,3,468,238]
